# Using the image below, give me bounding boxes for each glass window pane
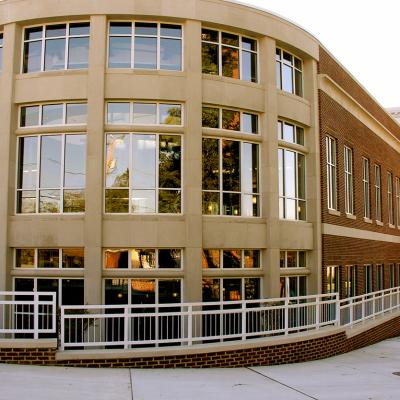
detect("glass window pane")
[107,103,130,124]
[16,249,35,268]
[222,46,239,79]
[221,32,239,47]
[17,191,36,213]
[40,135,62,188]
[132,103,157,124]
[242,51,257,83]
[202,107,219,128]
[42,104,63,125]
[66,103,87,124]
[158,190,181,213]
[159,249,181,269]
[159,104,181,125]
[108,37,131,68]
[276,60,282,89]
[160,38,182,70]
[105,189,129,213]
[18,136,38,189]
[161,24,182,38]
[132,134,156,188]
[242,113,257,134]
[159,135,181,188]
[296,126,304,146]
[44,38,66,70]
[105,279,128,305]
[202,249,220,269]
[63,189,85,213]
[202,42,219,75]
[223,193,240,216]
[222,109,240,131]
[135,22,157,36]
[202,138,219,190]
[62,279,84,306]
[109,22,132,35]
[284,151,296,198]
[105,134,129,187]
[201,29,218,42]
[282,64,293,93]
[131,249,155,269]
[38,249,59,268]
[62,248,84,268]
[242,143,257,194]
[295,69,303,97]
[298,252,306,268]
[68,37,89,69]
[283,123,295,143]
[223,250,241,268]
[39,189,60,213]
[37,279,59,303]
[15,278,34,293]
[45,24,66,38]
[298,154,306,200]
[202,192,219,215]
[69,23,90,36]
[132,190,156,213]
[23,41,42,73]
[104,249,129,269]
[222,140,240,192]
[245,278,260,300]
[244,250,259,268]
[131,279,156,305]
[299,276,307,296]
[134,37,157,69]
[242,37,257,51]
[21,106,40,127]
[285,199,296,220]
[223,279,241,301]
[0,46,3,72]
[202,278,220,302]
[25,27,43,41]
[159,280,181,304]
[286,251,297,268]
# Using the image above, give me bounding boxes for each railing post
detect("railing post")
[372,293,376,319]
[60,306,65,350]
[284,298,289,335]
[33,292,39,340]
[241,301,246,340]
[315,296,320,330]
[361,295,365,322]
[124,306,129,350]
[52,293,56,335]
[335,293,340,326]
[349,298,353,327]
[188,305,193,347]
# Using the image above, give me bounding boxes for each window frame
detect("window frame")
[280,275,307,298]
[362,157,371,219]
[107,21,184,71]
[276,47,303,97]
[396,177,400,227]
[326,265,339,294]
[376,264,384,291]
[0,32,3,72]
[277,119,305,146]
[388,172,394,226]
[344,146,354,215]
[326,136,337,210]
[280,250,307,269]
[345,265,357,298]
[365,264,373,293]
[202,249,262,269]
[374,164,382,222]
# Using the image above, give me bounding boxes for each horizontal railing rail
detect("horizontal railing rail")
[0,291,57,339]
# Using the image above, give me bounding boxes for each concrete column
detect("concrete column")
[261,37,281,298]
[182,20,203,303]
[84,16,107,305]
[0,23,21,291]
[304,58,322,295]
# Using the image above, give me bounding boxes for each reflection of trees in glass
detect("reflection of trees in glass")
[222,110,240,131]
[159,136,181,188]
[222,47,239,79]
[202,107,219,128]
[202,138,219,190]
[105,189,129,213]
[202,250,220,269]
[222,140,240,192]
[202,43,218,74]
[159,190,181,213]
[163,107,181,125]
[113,168,129,187]
[223,250,241,268]
[159,249,180,268]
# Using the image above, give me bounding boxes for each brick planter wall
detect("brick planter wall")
[1,315,400,368]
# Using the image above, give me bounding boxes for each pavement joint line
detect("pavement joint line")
[129,369,134,400]
[246,367,319,400]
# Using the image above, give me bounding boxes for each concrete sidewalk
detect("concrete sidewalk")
[1,337,400,399]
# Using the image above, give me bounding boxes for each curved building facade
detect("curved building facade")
[0,0,398,319]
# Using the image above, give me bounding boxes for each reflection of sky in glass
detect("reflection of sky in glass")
[283,123,294,142]
[160,38,181,70]
[106,134,129,187]
[131,190,156,213]
[134,37,157,69]
[40,136,62,188]
[20,137,38,189]
[66,103,87,124]
[44,38,66,70]
[242,143,253,193]
[284,150,295,198]
[21,106,40,127]
[24,41,42,72]
[109,37,131,68]
[68,37,89,69]
[132,135,156,188]
[159,104,181,125]
[107,103,130,124]
[42,104,63,125]
[64,135,86,188]
[282,64,293,92]
[133,103,157,124]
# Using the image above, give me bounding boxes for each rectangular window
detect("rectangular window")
[280,276,307,297]
[17,134,86,214]
[345,265,357,297]
[376,264,384,291]
[108,22,182,71]
[363,158,370,219]
[365,265,373,293]
[202,106,258,134]
[201,28,258,83]
[388,172,394,225]
[277,120,304,145]
[344,146,354,215]
[396,177,400,226]
[202,277,261,301]
[325,136,337,210]
[23,23,90,73]
[20,102,87,127]
[106,102,182,126]
[105,133,181,214]
[389,264,395,288]
[375,165,382,222]
[280,251,306,269]
[202,138,259,217]
[0,33,3,72]
[276,48,303,96]
[278,148,306,220]
[326,266,339,294]
[202,249,260,269]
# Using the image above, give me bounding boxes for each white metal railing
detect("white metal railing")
[60,294,338,350]
[0,291,57,339]
[339,287,400,327]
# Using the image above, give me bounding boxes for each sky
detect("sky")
[235,0,400,108]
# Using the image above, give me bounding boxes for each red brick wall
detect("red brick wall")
[1,316,400,368]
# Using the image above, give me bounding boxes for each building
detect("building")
[0,0,399,321]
